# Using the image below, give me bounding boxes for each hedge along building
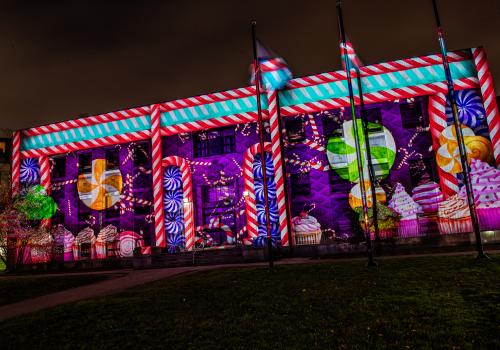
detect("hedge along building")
[10,46,500,259]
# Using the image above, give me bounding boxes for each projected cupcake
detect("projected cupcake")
[412,175,443,214]
[74,227,96,260]
[96,225,118,259]
[292,212,321,245]
[459,159,500,231]
[437,194,472,234]
[388,183,422,237]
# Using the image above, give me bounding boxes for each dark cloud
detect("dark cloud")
[0,0,499,130]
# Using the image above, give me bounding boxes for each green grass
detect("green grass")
[0,273,116,306]
[1,254,499,349]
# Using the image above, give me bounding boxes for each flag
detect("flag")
[250,40,292,91]
[340,39,363,71]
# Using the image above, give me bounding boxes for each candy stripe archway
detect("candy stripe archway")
[161,156,195,251]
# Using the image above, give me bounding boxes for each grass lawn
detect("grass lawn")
[0,273,117,306]
[1,254,499,349]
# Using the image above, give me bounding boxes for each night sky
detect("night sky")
[1,0,499,130]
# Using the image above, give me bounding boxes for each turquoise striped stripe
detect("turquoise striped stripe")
[160,95,268,127]
[22,115,151,151]
[278,60,476,107]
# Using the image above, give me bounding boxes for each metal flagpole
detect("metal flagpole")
[355,71,380,242]
[251,21,274,270]
[431,0,486,259]
[275,96,295,251]
[336,1,376,267]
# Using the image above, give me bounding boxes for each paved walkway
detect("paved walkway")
[0,250,497,322]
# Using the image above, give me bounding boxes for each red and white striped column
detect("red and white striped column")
[11,131,21,197]
[39,156,51,228]
[428,93,459,197]
[266,90,290,246]
[472,46,500,166]
[150,104,166,247]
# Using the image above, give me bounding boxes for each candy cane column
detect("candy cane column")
[428,93,459,197]
[266,90,290,246]
[243,142,272,240]
[472,46,500,166]
[162,156,195,251]
[39,156,51,228]
[150,104,166,247]
[11,131,21,197]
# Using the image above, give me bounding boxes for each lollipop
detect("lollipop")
[465,136,493,163]
[20,158,40,184]
[164,212,184,234]
[77,159,122,210]
[445,89,485,128]
[327,120,396,182]
[437,143,469,174]
[163,166,182,191]
[163,190,183,213]
[438,124,474,147]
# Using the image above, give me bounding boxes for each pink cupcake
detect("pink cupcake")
[460,159,500,231]
[437,195,472,234]
[412,175,443,214]
[388,183,422,237]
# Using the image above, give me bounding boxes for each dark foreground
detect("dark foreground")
[1,254,499,349]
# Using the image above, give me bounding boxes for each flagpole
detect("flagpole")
[251,21,274,270]
[336,1,376,267]
[355,71,380,242]
[431,0,486,259]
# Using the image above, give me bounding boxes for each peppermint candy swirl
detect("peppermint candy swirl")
[167,232,185,253]
[254,179,277,202]
[164,212,184,234]
[253,153,274,179]
[163,190,183,213]
[473,123,490,139]
[163,166,182,191]
[20,158,40,184]
[446,89,485,128]
[253,223,280,247]
[256,199,279,224]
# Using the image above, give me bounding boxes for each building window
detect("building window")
[285,119,306,143]
[105,149,119,170]
[194,127,235,158]
[52,157,66,179]
[133,142,150,168]
[409,157,439,187]
[202,184,235,206]
[79,153,92,173]
[105,205,120,219]
[400,98,426,129]
[290,172,311,197]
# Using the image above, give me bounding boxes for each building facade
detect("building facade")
[11,47,500,260]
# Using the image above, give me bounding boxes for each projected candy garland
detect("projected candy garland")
[326,120,396,182]
[77,159,123,210]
